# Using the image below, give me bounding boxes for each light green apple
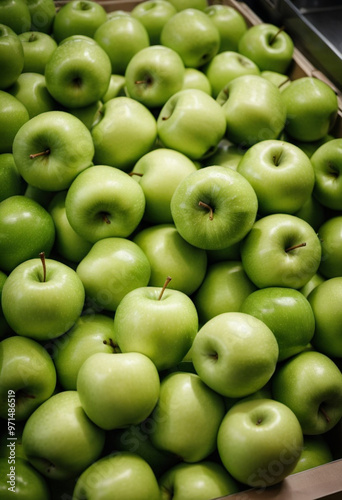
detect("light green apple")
[0,90,29,154]
[22,390,105,480]
[91,96,157,171]
[150,371,226,462]
[294,194,329,232]
[0,270,13,339]
[18,31,57,74]
[8,72,57,118]
[291,435,333,474]
[217,398,303,488]
[0,336,56,421]
[311,138,342,210]
[205,3,247,52]
[101,74,126,102]
[0,153,25,202]
[192,312,278,398]
[181,67,212,94]
[131,0,177,45]
[201,138,246,170]
[26,0,56,34]
[0,24,24,90]
[65,100,103,130]
[73,452,161,500]
[77,351,160,430]
[261,70,291,91]
[298,272,325,298]
[240,287,315,361]
[167,0,208,10]
[272,350,342,435]
[76,237,151,312]
[0,457,51,500]
[318,215,342,278]
[0,0,31,33]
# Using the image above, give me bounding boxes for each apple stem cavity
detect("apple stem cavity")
[30,149,50,159]
[269,26,285,45]
[285,242,306,252]
[320,405,330,423]
[158,276,172,300]
[199,201,214,220]
[39,251,47,282]
[29,33,37,42]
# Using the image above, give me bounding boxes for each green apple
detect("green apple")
[167,0,208,10]
[238,22,294,73]
[204,50,260,98]
[205,3,247,52]
[18,31,57,74]
[298,272,325,298]
[201,138,246,170]
[157,89,226,160]
[1,254,85,341]
[192,312,278,397]
[113,282,198,371]
[307,277,342,358]
[0,24,24,90]
[73,452,160,500]
[150,371,226,462]
[237,139,315,215]
[45,36,112,108]
[161,8,220,68]
[101,74,126,102]
[77,351,160,430]
[94,15,150,75]
[288,133,335,159]
[159,460,240,499]
[48,190,92,264]
[91,97,157,171]
[217,398,303,487]
[76,237,151,312]
[261,70,291,91]
[131,0,177,45]
[0,153,26,202]
[133,223,207,296]
[65,99,102,130]
[311,138,342,211]
[272,350,342,435]
[294,194,329,232]
[12,110,94,191]
[65,165,146,243]
[125,45,185,108]
[0,270,13,338]
[22,390,105,480]
[281,77,339,142]
[26,0,56,34]
[193,260,256,325]
[0,195,55,273]
[217,74,286,147]
[0,90,29,154]
[8,72,57,118]
[24,184,54,209]
[240,213,322,289]
[0,457,50,500]
[0,336,56,421]
[318,215,342,278]
[130,147,198,224]
[181,67,212,94]
[291,435,333,474]
[0,0,31,33]
[52,0,108,43]
[240,287,315,361]
[170,165,258,250]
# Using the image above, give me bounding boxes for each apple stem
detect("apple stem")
[278,77,291,89]
[103,338,121,352]
[285,242,306,252]
[320,405,330,423]
[158,276,172,300]
[30,149,50,159]
[129,172,143,177]
[162,116,170,121]
[199,201,214,220]
[29,33,37,42]
[102,213,111,224]
[269,26,285,45]
[39,251,47,283]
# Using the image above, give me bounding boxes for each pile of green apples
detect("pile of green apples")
[1,0,342,498]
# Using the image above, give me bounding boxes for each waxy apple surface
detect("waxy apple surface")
[0,24,24,90]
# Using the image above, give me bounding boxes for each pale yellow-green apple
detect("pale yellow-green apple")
[281,77,338,142]
[125,45,185,108]
[170,165,258,250]
[318,216,342,278]
[0,24,24,89]
[240,213,322,289]
[0,457,50,500]
[193,260,256,325]
[311,138,342,210]
[77,351,160,430]
[94,15,150,75]
[192,312,278,398]
[157,89,226,160]
[217,398,303,488]
[65,165,146,243]
[45,36,112,108]
[291,435,333,474]
[0,90,29,154]
[0,0,31,33]
[272,350,342,435]
[181,67,212,94]
[0,195,55,273]
[307,277,342,358]
[201,138,246,170]
[22,390,105,480]
[18,31,57,74]
[26,0,56,34]
[91,96,158,171]
[113,281,198,371]
[131,0,177,45]
[217,74,286,147]
[261,69,291,91]
[52,0,108,43]
[1,254,85,341]
[204,50,260,98]
[149,371,225,462]
[65,99,103,130]
[0,153,25,202]
[133,223,207,295]
[205,3,248,52]
[76,237,151,312]
[159,460,240,500]
[240,287,315,361]
[101,74,126,102]
[7,72,57,118]
[130,147,198,224]
[167,0,208,10]
[299,272,325,298]
[237,139,315,215]
[72,452,161,500]
[160,8,220,68]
